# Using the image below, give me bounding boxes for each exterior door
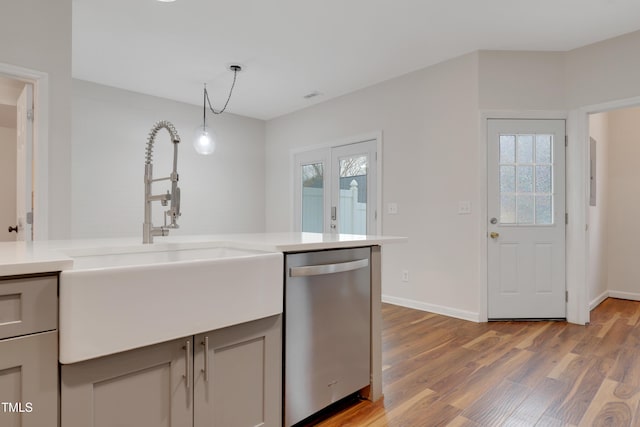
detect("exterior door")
[15,83,33,241]
[294,140,377,235]
[487,119,566,319]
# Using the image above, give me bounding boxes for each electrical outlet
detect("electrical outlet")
[401,270,409,282]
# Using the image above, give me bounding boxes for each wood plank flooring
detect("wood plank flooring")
[315,298,640,427]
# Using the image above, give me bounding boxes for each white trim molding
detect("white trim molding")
[589,290,640,312]
[382,294,481,323]
[608,290,640,302]
[589,290,609,311]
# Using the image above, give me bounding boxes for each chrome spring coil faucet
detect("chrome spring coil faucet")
[143,120,181,243]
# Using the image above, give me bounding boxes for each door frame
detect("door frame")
[570,95,640,324]
[479,111,568,322]
[0,62,49,240]
[289,131,383,234]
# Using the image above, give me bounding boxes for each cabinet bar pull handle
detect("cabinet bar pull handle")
[289,258,369,277]
[202,336,209,382]
[184,339,191,389]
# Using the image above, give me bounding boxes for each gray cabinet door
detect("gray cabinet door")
[194,315,282,427]
[0,275,57,340]
[61,337,193,427]
[0,331,58,427]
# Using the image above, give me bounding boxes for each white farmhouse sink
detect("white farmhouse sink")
[59,245,283,364]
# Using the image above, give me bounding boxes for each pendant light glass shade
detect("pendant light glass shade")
[193,125,215,155]
[193,65,241,155]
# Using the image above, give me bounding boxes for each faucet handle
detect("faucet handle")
[173,187,181,218]
[161,190,170,206]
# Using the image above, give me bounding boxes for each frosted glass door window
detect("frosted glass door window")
[499,134,554,225]
[301,163,324,233]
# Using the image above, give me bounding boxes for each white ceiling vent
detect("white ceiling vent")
[303,91,322,100]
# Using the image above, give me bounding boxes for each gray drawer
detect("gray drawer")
[0,275,57,339]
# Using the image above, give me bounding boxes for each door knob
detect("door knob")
[8,225,18,233]
[490,232,499,239]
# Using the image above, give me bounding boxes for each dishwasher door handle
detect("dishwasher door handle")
[289,258,369,277]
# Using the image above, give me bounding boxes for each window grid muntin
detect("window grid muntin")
[499,134,554,225]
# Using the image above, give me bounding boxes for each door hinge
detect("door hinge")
[566,290,569,302]
[565,135,568,147]
[26,211,33,225]
[27,109,34,121]
[565,213,568,225]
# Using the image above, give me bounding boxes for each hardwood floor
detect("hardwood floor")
[316,298,640,427]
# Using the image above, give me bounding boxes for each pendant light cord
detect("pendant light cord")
[204,66,239,115]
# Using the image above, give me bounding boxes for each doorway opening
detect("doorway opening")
[586,105,640,312]
[0,74,32,242]
[0,62,49,241]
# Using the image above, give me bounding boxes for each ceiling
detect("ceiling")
[72,0,640,120]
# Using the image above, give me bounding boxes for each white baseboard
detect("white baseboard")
[589,290,640,311]
[381,294,480,323]
[608,290,640,302]
[589,290,609,311]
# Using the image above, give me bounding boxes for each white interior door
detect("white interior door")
[15,83,33,241]
[487,119,566,319]
[294,140,377,235]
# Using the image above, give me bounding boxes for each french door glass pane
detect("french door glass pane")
[301,163,323,233]
[499,134,554,225]
[338,155,367,234]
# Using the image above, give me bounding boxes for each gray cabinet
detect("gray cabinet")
[61,337,192,427]
[0,274,58,427]
[61,315,282,427]
[194,315,281,427]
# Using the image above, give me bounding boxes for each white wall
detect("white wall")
[266,53,481,319]
[566,30,640,109]
[605,107,640,299]
[0,126,17,242]
[478,51,566,110]
[587,113,609,307]
[0,0,72,239]
[71,80,266,239]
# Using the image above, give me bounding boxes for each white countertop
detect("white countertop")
[0,232,407,276]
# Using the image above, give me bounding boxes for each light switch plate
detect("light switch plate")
[387,203,398,215]
[458,201,471,214]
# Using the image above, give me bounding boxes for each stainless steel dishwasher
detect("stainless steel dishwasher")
[284,247,371,427]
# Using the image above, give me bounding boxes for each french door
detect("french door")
[294,140,377,235]
[487,119,566,319]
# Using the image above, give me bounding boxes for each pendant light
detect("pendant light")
[194,64,242,155]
